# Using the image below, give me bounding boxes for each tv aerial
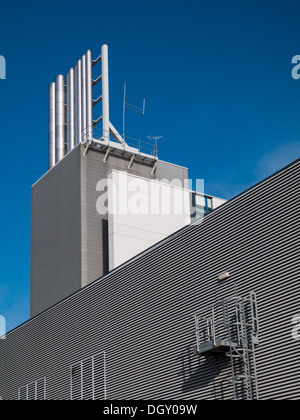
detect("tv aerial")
[122,80,145,141]
[147,134,163,157]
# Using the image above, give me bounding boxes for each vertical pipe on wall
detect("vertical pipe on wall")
[101,44,110,142]
[75,59,82,145]
[81,54,87,142]
[85,50,93,142]
[48,82,56,169]
[67,68,75,153]
[55,75,66,163]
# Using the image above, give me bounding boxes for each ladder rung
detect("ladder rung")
[231,375,257,380]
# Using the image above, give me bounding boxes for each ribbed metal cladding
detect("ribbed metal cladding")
[0,160,299,400]
[48,82,56,169]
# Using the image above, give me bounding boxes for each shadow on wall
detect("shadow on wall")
[178,345,230,398]
[102,219,109,275]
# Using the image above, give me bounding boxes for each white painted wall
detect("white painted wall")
[107,171,227,270]
[212,196,227,209]
[108,170,191,270]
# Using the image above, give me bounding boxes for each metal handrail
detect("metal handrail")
[80,125,158,157]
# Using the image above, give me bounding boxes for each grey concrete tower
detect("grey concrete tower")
[30,144,188,317]
[31,44,189,317]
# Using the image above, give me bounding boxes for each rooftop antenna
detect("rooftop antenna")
[123,80,145,141]
[147,134,163,157]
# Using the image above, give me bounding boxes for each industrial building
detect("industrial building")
[0,45,299,400]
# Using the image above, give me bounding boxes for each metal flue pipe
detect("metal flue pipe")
[81,54,87,142]
[55,75,66,163]
[75,59,82,145]
[67,68,75,152]
[49,44,122,164]
[48,82,56,169]
[101,44,110,142]
[86,50,93,142]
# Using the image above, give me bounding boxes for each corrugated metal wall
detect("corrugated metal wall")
[1,159,299,400]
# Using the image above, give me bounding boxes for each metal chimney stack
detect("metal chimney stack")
[81,53,87,143]
[101,44,110,143]
[48,44,127,170]
[74,59,82,148]
[86,50,93,142]
[55,75,66,163]
[48,83,56,169]
[67,68,75,152]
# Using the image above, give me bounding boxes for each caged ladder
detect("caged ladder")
[193,292,260,400]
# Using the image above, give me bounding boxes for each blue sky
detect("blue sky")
[0,0,300,332]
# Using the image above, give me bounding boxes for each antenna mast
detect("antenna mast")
[147,135,163,157]
[122,80,145,141]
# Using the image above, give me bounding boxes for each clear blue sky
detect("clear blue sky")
[0,0,300,332]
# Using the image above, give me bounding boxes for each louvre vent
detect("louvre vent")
[70,352,106,400]
[18,378,46,400]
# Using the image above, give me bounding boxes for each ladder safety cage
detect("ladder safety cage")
[192,292,260,400]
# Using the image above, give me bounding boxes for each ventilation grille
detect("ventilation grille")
[18,378,46,400]
[70,352,106,400]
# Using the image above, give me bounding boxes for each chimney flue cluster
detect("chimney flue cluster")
[48,45,110,169]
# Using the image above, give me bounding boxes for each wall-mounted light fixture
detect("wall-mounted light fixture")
[218,272,230,281]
